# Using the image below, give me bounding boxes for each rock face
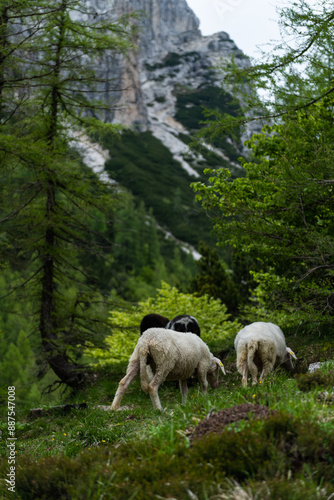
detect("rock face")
[86,0,250,175]
[70,0,255,258]
[115,0,202,61]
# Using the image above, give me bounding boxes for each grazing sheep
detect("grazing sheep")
[140,313,170,335]
[234,322,297,387]
[110,327,225,411]
[141,314,200,388]
[166,314,201,337]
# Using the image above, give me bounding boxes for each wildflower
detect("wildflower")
[253,394,256,398]
[64,433,67,436]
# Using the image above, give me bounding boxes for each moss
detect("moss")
[246,478,334,500]
[6,411,334,500]
[295,369,334,392]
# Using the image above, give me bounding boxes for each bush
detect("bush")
[87,282,241,364]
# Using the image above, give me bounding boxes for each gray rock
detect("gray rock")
[82,0,254,172]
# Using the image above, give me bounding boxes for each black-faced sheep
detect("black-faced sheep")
[110,327,225,411]
[140,313,170,334]
[166,314,201,337]
[234,321,297,387]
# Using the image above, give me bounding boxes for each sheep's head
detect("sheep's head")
[207,357,226,388]
[282,347,297,372]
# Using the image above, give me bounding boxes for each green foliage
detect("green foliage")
[0,0,136,386]
[163,52,183,67]
[295,367,334,392]
[103,130,214,247]
[175,85,243,162]
[175,86,240,131]
[97,194,197,301]
[187,0,334,332]
[4,410,334,499]
[192,99,334,329]
[204,2,334,133]
[190,242,254,317]
[87,282,240,364]
[1,328,334,499]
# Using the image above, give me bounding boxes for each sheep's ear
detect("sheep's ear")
[286,347,297,360]
[214,357,226,375]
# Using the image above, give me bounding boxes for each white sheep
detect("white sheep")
[110,327,225,411]
[234,322,297,387]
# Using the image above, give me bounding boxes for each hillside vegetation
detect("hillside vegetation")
[103,130,213,247]
[2,0,334,498]
[1,330,334,499]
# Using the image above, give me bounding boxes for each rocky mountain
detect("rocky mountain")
[75,0,251,253]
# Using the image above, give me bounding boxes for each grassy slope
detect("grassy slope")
[1,333,334,499]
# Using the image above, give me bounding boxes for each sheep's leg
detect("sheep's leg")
[248,360,258,386]
[147,371,167,410]
[179,380,189,404]
[259,365,269,384]
[242,361,248,387]
[110,361,139,411]
[258,345,275,383]
[197,366,209,395]
[259,360,274,384]
[146,364,154,383]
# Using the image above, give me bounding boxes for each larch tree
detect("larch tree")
[0,0,136,387]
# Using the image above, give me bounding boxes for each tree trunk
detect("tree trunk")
[39,1,88,388]
[0,5,9,118]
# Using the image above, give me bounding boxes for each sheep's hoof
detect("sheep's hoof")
[110,404,133,411]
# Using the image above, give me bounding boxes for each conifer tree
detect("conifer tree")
[0,0,135,387]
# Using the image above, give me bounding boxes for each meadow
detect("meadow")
[1,330,334,500]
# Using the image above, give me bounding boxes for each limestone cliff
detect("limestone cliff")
[75,0,251,252]
[84,0,249,171]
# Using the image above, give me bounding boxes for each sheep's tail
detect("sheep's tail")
[139,344,150,394]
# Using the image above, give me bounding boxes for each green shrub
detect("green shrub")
[86,281,240,364]
[9,412,334,500]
